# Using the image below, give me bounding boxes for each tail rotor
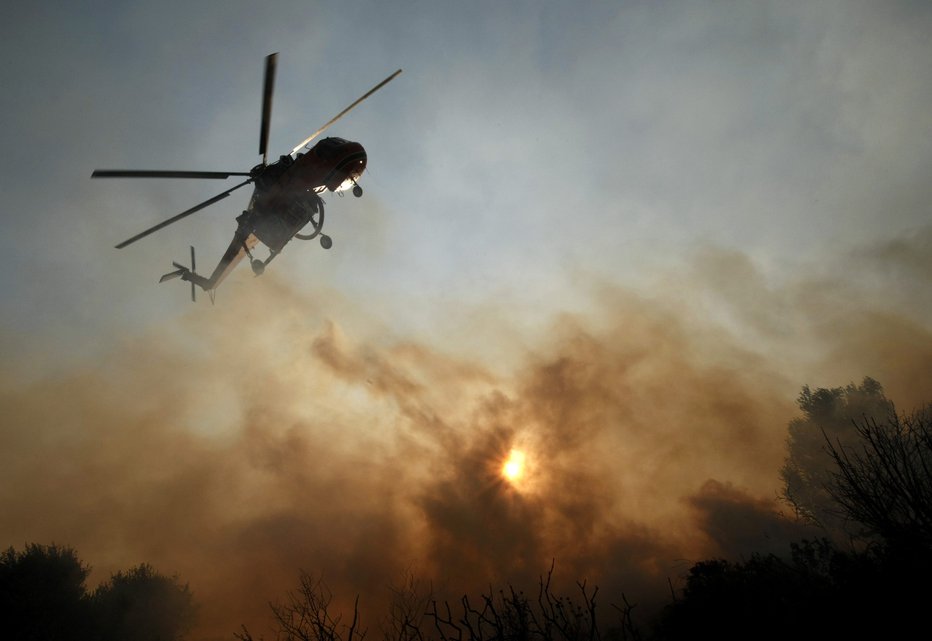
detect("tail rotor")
[159,246,200,302]
[190,246,196,302]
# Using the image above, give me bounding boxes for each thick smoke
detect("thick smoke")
[2,233,930,640]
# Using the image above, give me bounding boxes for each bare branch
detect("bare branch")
[824,409,932,548]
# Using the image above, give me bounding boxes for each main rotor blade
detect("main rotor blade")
[92,170,251,179]
[259,52,278,166]
[290,68,402,155]
[114,179,252,249]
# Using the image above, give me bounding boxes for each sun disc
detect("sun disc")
[502,449,526,482]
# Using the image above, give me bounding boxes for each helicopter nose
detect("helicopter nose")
[327,142,367,191]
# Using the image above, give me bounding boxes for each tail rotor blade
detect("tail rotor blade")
[190,246,197,302]
[259,53,278,166]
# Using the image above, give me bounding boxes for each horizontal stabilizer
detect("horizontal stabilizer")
[159,268,186,283]
[159,247,210,302]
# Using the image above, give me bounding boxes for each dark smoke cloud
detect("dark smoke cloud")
[2,233,931,640]
[686,480,819,560]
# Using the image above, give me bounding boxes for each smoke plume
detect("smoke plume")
[2,232,930,640]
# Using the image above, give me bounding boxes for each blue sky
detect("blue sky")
[2,2,931,639]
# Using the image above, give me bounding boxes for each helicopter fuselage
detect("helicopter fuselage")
[244,136,367,253]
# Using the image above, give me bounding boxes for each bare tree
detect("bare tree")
[825,407,932,549]
[237,572,365,641]
[239,566,640,641]
[381,572,433,641]
[428,564,638,641]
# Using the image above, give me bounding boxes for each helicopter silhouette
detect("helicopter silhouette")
[93,53,401,301]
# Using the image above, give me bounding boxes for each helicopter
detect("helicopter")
[92,53,401,302]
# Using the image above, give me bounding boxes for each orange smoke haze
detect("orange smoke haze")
[2,236,930,640]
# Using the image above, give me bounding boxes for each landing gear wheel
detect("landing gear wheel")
[352,184,363,198]
[251,259,265,275]
[320,235,332,250]
[295,198,326,240]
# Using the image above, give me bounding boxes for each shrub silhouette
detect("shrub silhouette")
[0,543,193,641]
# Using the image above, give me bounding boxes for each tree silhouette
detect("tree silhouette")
[380,572,433,641]
[238,566,641,641]
[236,572,366,641]
[825,407,932,551]
[428,570,605,641]
[651,379,932,640]
[780,377,894,535]
[0,543,194,641]
[92,563,196,641]
[0,543,93,641]
[650,537,924,640]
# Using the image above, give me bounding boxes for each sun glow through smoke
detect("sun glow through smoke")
[502,449,526,484]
